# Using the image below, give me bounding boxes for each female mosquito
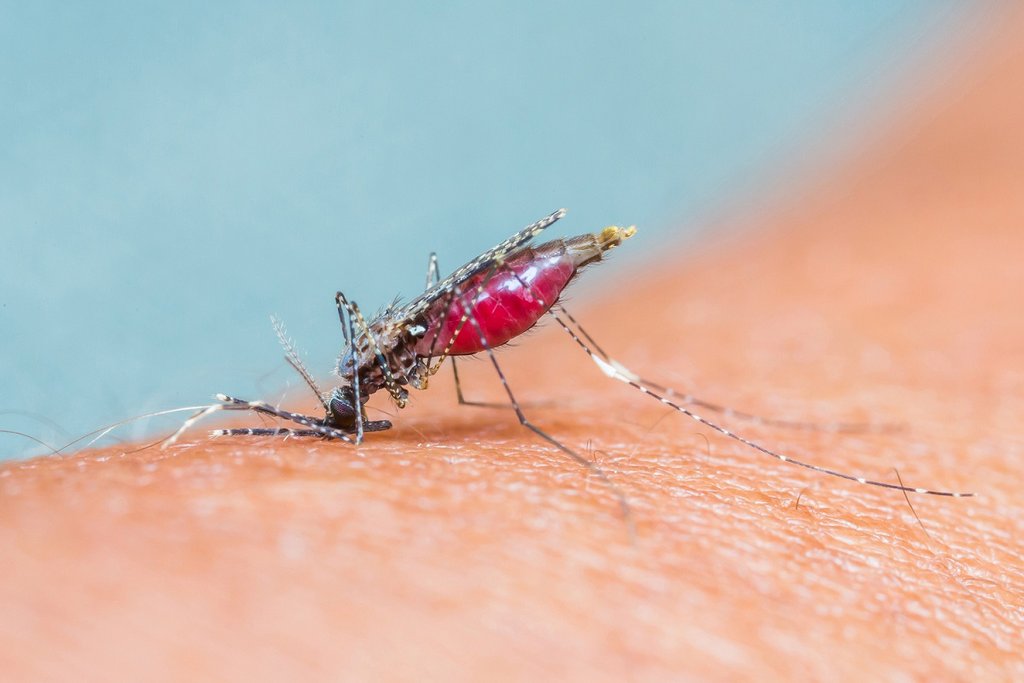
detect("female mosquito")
[164,209,972,527]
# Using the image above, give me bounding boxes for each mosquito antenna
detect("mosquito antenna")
[551,313,974,498]
[553,305,903,435]
[0,429,60,456]
[271,316,328,409]
[421,251,452,369]
[423,284,459,369]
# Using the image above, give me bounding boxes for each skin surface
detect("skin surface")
[3,9,1024,682]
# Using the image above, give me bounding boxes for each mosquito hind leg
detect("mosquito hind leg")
[551,311,973,498]
[551,305,902,435]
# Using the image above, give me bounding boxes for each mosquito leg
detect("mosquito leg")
[452,279,636,537]
[495,260,898,435]
[213,428,323,437]
[424,252,440,290]
[552,305,902,435]
[335,291,365,444]
[449,360,533,409]
[162,393,356,448]
[424,258,504,377]
[424,251,473,402]
[423,251,460,380]
[162,403,226,448]
[216,394,360,441]
[552,315,973,498]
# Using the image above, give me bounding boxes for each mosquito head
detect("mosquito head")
[326,385,362,428]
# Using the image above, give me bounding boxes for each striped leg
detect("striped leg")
[214,394,356,442]
[484,260,969,497]
[553,305,902,435]
[162,393,356,448]
[335,291,365,444]
[550,313,973,498]
[214,428,324,437]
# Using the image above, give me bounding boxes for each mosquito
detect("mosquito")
[162,208,972,528]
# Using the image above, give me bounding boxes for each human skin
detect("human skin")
[3,10,1024,683]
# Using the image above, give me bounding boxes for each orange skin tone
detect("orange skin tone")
[2,7,1023,680]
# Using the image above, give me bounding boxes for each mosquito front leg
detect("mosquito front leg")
[335,291,366,444]
[162,393,355,448]
[213,428,325,438]
[449,361,527,409]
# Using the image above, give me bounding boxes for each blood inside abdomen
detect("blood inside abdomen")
[414,251,576,357]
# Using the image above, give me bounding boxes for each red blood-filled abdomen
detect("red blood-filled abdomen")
[414,249,576,357]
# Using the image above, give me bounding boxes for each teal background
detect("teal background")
[1,3,964,457]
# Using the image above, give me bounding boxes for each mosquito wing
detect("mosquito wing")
[395,208,567,320]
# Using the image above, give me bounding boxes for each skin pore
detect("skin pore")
[2,7,1023,681]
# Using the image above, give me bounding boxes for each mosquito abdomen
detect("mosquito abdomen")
[417,225,635,356]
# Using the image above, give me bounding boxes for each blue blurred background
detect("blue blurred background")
[1,2,966,458]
